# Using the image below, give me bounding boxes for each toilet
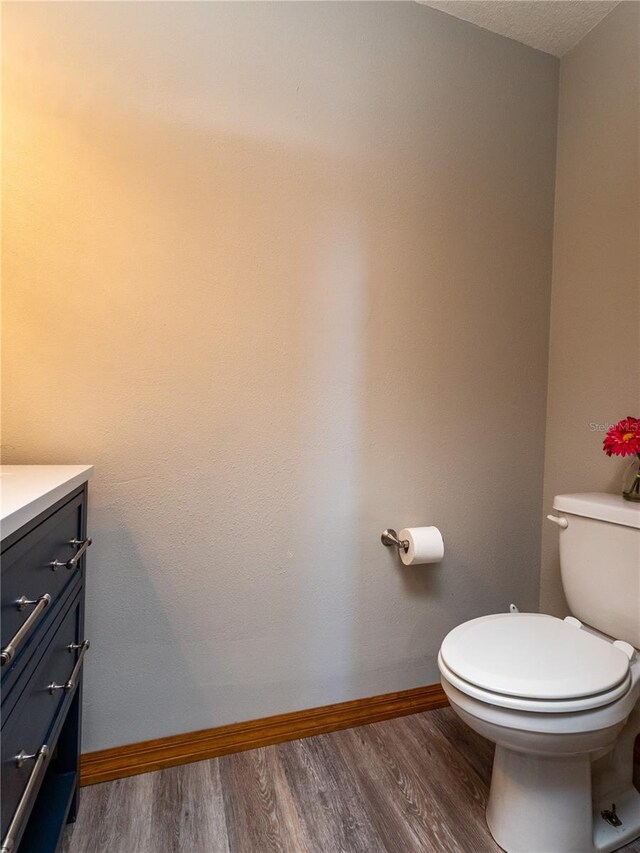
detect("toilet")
[438,493,640,853]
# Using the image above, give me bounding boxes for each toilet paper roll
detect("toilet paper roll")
[398,527,444,566]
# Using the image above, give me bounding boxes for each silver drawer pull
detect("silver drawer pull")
[0,745,49,853]
[49,639,90,693]
[0,594,52,667]
[66,537,92,569]
[50,537,92,571]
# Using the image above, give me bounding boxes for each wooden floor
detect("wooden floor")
[61,707,640,853]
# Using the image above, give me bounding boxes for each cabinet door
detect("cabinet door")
[1,593,85,842]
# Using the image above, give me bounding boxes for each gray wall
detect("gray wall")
[540,1,640,616]
[2,2,558,752]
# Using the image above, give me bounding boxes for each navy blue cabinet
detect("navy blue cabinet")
[1,483,90,853]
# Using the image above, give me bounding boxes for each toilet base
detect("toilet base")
[486,745,640,853]
[487,746,594,852]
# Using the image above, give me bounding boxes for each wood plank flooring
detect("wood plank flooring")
[61,707,640,853]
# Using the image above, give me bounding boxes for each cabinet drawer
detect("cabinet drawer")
[1,492,88,667]
[0,593,86,841]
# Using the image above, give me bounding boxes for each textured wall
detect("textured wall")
[2,2,558,752]
[540,1,640,616]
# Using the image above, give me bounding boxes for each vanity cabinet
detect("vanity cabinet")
[1,473,92,853]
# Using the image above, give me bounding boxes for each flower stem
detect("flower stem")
[622,453,640,502]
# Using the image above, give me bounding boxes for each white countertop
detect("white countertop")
[1,465,94,540]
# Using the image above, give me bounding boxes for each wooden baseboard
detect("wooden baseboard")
[80,683,448,786]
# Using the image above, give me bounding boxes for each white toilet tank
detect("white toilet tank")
[553,493,640,648]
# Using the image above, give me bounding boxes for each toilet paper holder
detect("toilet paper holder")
[381,529,409,554]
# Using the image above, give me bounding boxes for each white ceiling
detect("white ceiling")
[418,1,620,57]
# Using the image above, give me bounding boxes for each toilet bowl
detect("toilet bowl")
[439,613,640,853]
[438,494,640,853]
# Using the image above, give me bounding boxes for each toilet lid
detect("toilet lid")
[440,613,631,701]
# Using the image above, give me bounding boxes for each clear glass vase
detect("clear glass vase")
[622,453,640,502]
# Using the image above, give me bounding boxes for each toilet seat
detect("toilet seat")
[439,612,633,713]
[438,652,632,713]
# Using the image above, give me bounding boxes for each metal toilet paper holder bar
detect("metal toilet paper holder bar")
[381,529,409,554]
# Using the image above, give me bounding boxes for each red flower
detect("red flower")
[603,416,640,457]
